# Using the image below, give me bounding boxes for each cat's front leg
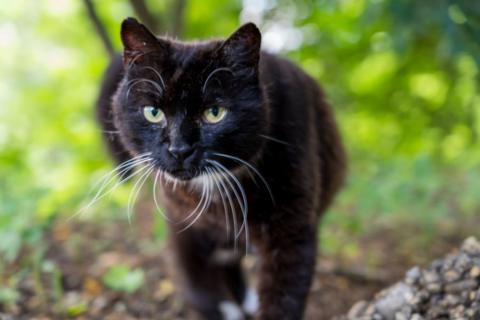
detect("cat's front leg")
[253,223,317,320]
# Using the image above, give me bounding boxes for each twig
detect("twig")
[316,264,390,284]
[82,0,115,57]
[171,0,187,37]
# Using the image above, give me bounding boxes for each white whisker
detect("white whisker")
[153,169,172,222]
[177,173,207,224]
[258,134,291,146]
[213,152,275,204]
[178,170,212,233]
[87,153,151,199]
[207,167,230,241]
[142,66,166,90]
[127,164,155,224]
[126,78,163,99]
[208,160,249,254]
[202,67,234,93]
[212,165,239,251]
[72,154,152,220]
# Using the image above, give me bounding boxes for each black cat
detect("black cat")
[96,17,346,320]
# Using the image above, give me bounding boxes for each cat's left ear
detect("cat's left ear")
[121,17,168,66]
[220,23,261,71]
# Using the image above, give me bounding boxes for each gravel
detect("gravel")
[338,237,480,320]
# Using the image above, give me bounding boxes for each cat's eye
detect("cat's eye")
[203,106,227,124]
[143,106,165,123]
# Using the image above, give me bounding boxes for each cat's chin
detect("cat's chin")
[164,169,197,182]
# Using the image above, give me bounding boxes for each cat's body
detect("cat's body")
[96,18,346,320]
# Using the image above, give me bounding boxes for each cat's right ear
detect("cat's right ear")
[220,23,261,71]
[120,17,167,66]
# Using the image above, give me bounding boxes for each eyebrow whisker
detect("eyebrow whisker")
[142,66,167,90]
[202,67,234,94]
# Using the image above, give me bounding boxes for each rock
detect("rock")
[444,279,477,293]
[470,266,480,278]
[454,253,473,272]
[425,282,442,293]
[341,237,480,320]
[462,237,480,255]
[375,283,413,320]
[405,267,421,285]
[422,271,439,284]
[347,301,368,318]
[443,270,461,283]
[410,314,424,320]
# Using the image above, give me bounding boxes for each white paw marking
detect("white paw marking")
[219,300,244,320]
[242,288,259,316]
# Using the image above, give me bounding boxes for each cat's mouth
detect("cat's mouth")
[168,168,197,181]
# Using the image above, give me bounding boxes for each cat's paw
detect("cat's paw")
[242,288,259,316]
[219,301,244,320]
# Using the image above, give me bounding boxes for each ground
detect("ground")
[0,213,472,319]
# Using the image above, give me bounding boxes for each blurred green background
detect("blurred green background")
[1,0,480,266]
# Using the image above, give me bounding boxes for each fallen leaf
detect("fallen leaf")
[154,279,175,301]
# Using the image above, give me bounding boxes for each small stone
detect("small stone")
[466,308,479,318]
[454,253,473,271]
[405,267,421,285]
[422,271,439,284]
[430,258,443,271]
[443,270,461,283]
[462,237,480,255]
[426,283,442,293]
[113,302,126,313]
[348,301,368,318]
[394,312,407,320]
[365,304,376,315]
[375,283,413,320]
[470,266,480,278]
[444,294,460,306]
[410,314,424,320]
[457,305,466,312]
[445,279,477,293]
[399,306,412,317]
[407,294,422,306]
[91,296,108,316]
[340,237,480,320]
[469,291,477,301]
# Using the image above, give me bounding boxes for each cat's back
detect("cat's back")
[258,51,346,212]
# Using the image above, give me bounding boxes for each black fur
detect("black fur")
[96,18,346,319]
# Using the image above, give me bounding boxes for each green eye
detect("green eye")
[143,106,165,123]
[203,106,227,124]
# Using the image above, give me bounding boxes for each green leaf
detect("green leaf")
[102,265,145,294]
[66,301,88,317]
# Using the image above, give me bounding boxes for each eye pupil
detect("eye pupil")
[143,106,164,123]
[203,106,226,124]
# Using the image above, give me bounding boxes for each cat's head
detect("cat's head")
[113,18,268,181]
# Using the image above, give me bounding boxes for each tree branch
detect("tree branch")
[171,0,187,38]
[82,0,115,57]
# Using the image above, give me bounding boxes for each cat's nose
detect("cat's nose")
[168,143,194,160]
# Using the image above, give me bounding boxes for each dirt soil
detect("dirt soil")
[0,217,470,320]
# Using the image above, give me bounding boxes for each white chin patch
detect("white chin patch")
[219,301,244,320]
[242,288,259,316]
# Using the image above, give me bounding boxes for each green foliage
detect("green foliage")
[0,0,479,264]
[65,302,88,317]
[0,287,19,306]
[102,265,145,294]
